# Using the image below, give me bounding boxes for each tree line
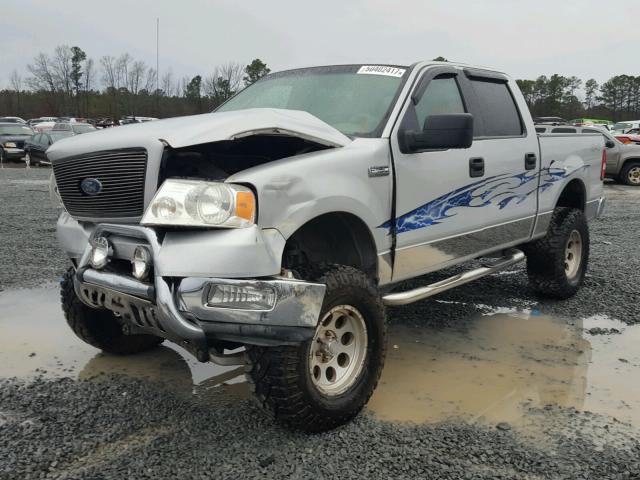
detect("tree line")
[3,47,640,122]
[516,74,640,121]
[0,45,270,120]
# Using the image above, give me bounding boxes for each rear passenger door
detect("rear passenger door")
[389,67,539,282]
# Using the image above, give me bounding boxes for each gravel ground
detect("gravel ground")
[0,168,67,290]
[2,376,639,480]
[1,167,639,479]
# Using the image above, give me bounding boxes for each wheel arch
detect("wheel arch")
[282,211,379,282]
[620,156,640,169]
[556,178,586,211]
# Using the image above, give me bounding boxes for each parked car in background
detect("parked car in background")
[27,117,58,127]
[611,120,640,134]
[24,131,72,166]
[120,116,158,125]
[0,123,34,163]
[95,118,117,129]
[533,116,568,125]
[0,116,27,124]
[35,121,57,133]
[535,124,640,186]
[613,132,640,146]
[52,122,97,135]
[570,118,613,130]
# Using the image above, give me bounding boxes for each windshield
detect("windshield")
[72,124,96,134]
[217,65,408,137]
[613,122,632,131]
[49,132,72,142]
[0,125,33,135]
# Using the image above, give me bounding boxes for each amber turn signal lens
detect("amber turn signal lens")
[236,191,255,221]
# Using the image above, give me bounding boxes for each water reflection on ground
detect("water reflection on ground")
[1,286,638,428]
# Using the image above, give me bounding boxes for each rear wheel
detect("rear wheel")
[61,269,163,354]
[620,161,640,186]
[245,264,386,432]
[524,207,589,299]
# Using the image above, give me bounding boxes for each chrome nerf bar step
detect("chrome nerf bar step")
[382,249,525,306]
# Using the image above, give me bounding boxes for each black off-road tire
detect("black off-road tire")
[61,269,163,354]
[619,161,640,186]
[524,207,589,299]
[245,264,387,432]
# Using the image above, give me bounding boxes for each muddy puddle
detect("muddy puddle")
[1,286,639,428]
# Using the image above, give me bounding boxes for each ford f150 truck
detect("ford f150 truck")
[48,62,606,432]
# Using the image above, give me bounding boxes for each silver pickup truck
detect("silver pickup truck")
[48,62,606,432]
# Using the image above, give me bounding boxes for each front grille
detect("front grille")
[53,148,147,218]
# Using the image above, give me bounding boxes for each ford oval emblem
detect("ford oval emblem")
[80,178,103,196]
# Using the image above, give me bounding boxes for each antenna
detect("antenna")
[156,17,160,114]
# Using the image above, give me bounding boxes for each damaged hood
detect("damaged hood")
[48,108,351,159]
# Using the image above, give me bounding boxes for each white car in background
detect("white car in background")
[611,120,640,134]
[0,116,27,124]
[34,121,57,133]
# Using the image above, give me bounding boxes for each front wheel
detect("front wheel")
[524,207,589,299]
[245,264,387,432]
[61,269,163,354]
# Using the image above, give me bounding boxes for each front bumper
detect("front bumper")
[3,147,25,160]
[73,224,326,359]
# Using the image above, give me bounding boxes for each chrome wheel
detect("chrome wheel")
[24,152,31,168]
[627,166,640,185]
[309,305,368,396]
[564,230,582,279]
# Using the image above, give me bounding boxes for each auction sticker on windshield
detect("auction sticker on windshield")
[357,65,406,77]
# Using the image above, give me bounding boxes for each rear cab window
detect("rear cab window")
[467,78,523,137]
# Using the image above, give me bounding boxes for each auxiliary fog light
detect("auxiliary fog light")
[132,246,152,281]
[206,283,277,311]
[90,236,110,269]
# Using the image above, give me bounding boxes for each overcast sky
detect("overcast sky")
[1,0,638,90]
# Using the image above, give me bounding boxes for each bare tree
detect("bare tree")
[204,62,244,105]
[100,55,118,90]
[9,70,23,115]
[179,76,190,98]
[127,60,147,96]
[10,70,22,92]
[27,53,58,113]
[117,53,133,90]
[144,68,157,93]
[161,69,175,97]
[52,45,73,112]
[27,53,57,93]
[219,62,244,93]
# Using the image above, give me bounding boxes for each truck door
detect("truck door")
[389,66,539,282]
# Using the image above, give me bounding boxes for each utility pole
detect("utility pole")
[156,17,160,116]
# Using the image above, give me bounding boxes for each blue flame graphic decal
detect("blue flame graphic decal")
[381,166,582,234]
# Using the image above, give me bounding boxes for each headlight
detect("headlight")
[3,142,17,148]
[141,179,256,228]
